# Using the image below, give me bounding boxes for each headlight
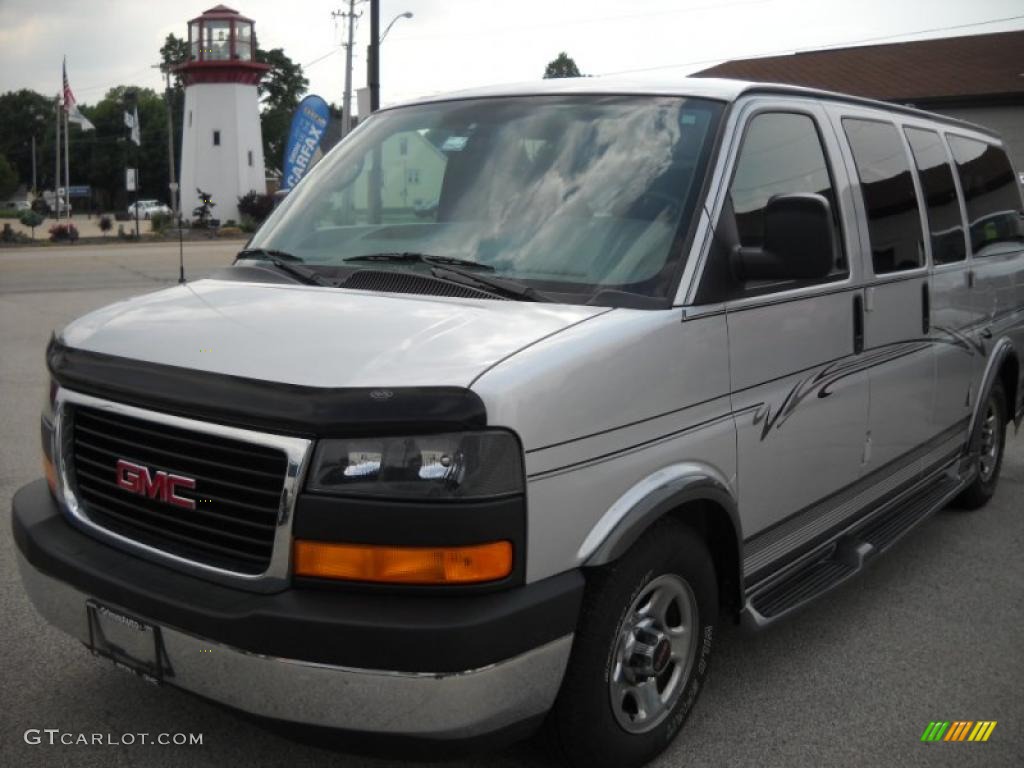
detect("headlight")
[306,431,524,499]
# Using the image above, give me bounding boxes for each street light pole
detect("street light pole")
[368,0,379,112]
[153,64,179,220]
[368,10,413,112]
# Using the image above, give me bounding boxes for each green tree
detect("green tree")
[0,154,18,199]
[0,89,57,191]
[543,52,582,79]
[68,86,172,211]
[159,33,190,89]
[256,48,309,172]
[19,209,43,239]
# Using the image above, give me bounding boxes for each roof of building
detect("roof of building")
[692,30,1024,104]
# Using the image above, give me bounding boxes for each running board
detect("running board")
[741,471,965,629]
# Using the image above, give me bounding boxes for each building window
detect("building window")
[248,150,253,167]
[213,130,221,146]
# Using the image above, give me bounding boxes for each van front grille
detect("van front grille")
[69,405,288,574]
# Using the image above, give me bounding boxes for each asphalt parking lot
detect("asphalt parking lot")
[1,243,1021,767]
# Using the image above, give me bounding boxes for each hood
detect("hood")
[59,279,608,388]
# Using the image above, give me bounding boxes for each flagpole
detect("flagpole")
[54,95,61,222]
[63,105,70,226]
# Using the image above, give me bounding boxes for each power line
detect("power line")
[596,12,1024,77]
[302,48,341,69]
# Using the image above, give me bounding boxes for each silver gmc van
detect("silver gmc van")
[14,78,1024,767]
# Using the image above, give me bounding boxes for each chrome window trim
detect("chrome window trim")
[680,95,862,307]
[52,388,313,593]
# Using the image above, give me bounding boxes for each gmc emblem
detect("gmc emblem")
[115,459,196,510]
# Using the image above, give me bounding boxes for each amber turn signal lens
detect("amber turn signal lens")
[293,540,513,584]
[43,454,57,497]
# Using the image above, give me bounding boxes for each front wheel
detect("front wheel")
[956,380,1007,510]
[548,520,718,768]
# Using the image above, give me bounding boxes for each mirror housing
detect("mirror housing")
[731,193,835,282]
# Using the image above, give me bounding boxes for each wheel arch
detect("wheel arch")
[580,464,743,615]
[971,338,1020,451]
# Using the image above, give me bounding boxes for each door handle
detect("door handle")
[853,294,864,354]
[921,283,931,335]
[967,269,975,289]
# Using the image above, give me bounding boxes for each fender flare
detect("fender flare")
[579,463,742,584]
[968,337,1019,453]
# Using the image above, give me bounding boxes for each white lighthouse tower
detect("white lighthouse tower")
[176,5,269,224]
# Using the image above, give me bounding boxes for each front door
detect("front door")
[707,103,870,542]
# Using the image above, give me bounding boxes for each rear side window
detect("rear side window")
[729,112,846,279]
[946,136,1024,258]
[843,118,924,274]
[904,127,966,264]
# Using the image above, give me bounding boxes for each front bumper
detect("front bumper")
[13,479,582,742]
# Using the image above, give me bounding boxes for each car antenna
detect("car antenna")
[177,212,186,284]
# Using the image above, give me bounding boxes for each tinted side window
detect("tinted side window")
[843,118,924,274]
[947,136,1024,257]
[904,127,966,264]
[729,112,845,280]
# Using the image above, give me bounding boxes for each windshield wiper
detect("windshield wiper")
[237,248,332,287]
[237,247,304,263]
[429,264,555,303]
[344,252,495,271]
[344,251,552,302]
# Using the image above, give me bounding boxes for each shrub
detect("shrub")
[218,226,243,237]
[2,222,29,243]
[49,223,79,242]
[98,215,112,235]
[19,210,44,239]
[237,191,274,223]
[150,212,173,233]
[239,214,258,233]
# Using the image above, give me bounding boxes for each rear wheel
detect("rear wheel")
[548,520,718,768]
[956,380,1007,510]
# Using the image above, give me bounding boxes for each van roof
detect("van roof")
[389,76,999,139]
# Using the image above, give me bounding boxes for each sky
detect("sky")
[0,0,1022,113]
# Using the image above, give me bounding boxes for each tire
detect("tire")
[548,519,718,768]
[956,380,1008,510]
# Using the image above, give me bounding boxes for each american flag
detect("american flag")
[62,57,95,131]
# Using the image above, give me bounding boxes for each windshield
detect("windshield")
[251,95,723,305]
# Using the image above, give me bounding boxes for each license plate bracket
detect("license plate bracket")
[86,600,172,684]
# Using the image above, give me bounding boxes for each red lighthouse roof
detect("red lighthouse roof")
[174,4,269,86]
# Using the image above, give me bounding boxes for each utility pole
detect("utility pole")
[331,0,360,137]
[153,63,179,220]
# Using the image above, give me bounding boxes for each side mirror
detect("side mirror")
[731,193,835,282]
